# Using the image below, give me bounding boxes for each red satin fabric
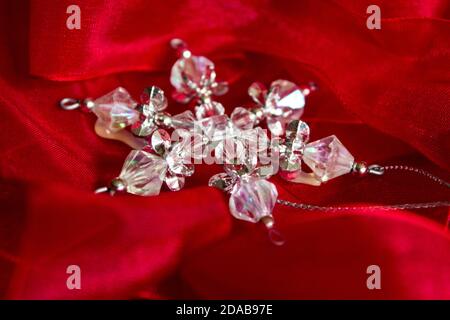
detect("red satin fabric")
[0,0,449,299]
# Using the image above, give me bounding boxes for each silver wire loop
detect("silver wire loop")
[94,186,109,194]
[59,98,81,110]
[368,164,385,176]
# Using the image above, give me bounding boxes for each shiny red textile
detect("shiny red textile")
[0,0,449,299]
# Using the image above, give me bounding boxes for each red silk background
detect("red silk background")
[0,0,449,299]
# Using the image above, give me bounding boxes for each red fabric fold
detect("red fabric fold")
[0,0,449,299]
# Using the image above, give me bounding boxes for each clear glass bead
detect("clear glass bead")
[131,86,168,137]
[165,141,195,177]
[285,120,310,152]
[170,55,214,94]
[195,114,231,143]
[131,107,157,137]
[149,129,171,156]
[266,80,306,113]
[93,87,138,131]
[264,80,306,135]
[119,150,167,196]
[140,86,167,112]
[171,110,196,130]
[164,173,185,191]
[208,172,236,192]
[230,107,256,130]
[303,135,354,182]
[280,151,301,172]
[229,177,278,223]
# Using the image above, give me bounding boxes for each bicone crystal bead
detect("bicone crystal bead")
[93,87,138,131]
[170,55,214,94]
[208,172,236,192]
[119,150,167,196]
[264,80,306,135]
[171,110,196,130]
[149,129,171,156]
[195,114,230,143]
[302,135,354,182]
[280,152,301,172]
[131,86,168,137]
[131,107,157,137]
[229,177,278,223]
[230,107,256,130]
[165,141,195,177]
[140,86,167,112]
[266,80,306,113]
[244,126,268,150]
[165,173,185,191]
[285,120,310,152]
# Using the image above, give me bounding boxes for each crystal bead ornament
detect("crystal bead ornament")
[303,135,354,182]
[113,149,168,196]
[96,129,195,195]
[58,39,445,247]
[209,163,277,223]
[170,39,228,120]
[278,120,355,184]
[279,119,310,172]
[228,176,278,224]
[209,163,285,245]
[131,86,169,137]
[59,87,139,131]
[92,87,139,131]
[244,80,316,135]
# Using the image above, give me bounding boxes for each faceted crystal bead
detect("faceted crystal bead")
[149,129,171,156]
[170,55,215,94]
[302,135,354,182]
[195,114,231,143]
[132,86,168,137]
[266,80,306,113]
[93,87,138,131]
[215,137,246,165]
[140,86,167,112]
[242,127,270,153]
[171,110,196,130]
[285,120,310,152]
[230,107,256,130]
[119,150,167,196]
[131,106,157,137]
[165,173,185,191]
[165,141,195,177]
[229,177,278,223]
[264,80,306,135]
[195,101,225,120]
[279,151,301,172]
[208,172,236,192]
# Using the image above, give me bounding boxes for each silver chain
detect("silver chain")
[277,165,450,211]
[382,165,450,188]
